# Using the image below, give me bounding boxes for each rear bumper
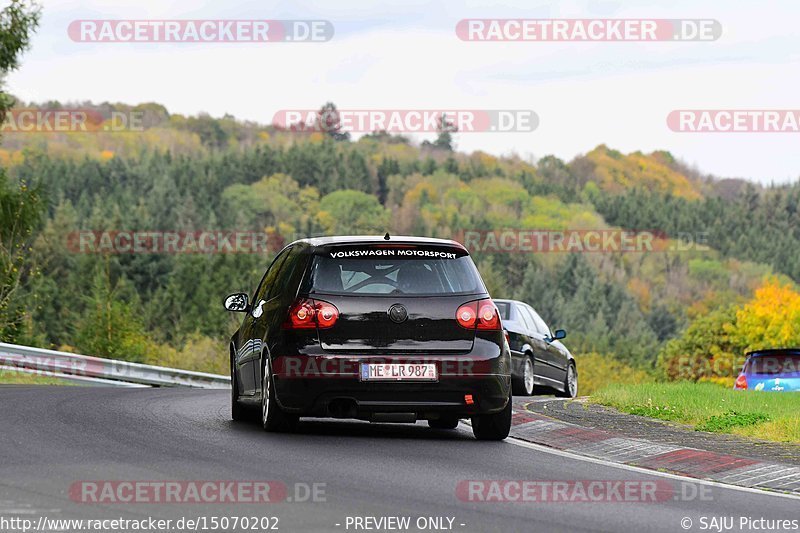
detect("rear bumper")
[271,353,511,418]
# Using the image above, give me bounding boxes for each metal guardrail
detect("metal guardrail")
[0,342,230,388]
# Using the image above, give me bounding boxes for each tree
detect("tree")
[653,278,800,380]
[657,305,741,381]
[0,175,42,340]
[422,113,457,151]
[75,262,150,362]
[729,277,800,351]
[0,0,40,120]
[647,304,680,342]
[0,0,40,341]
[222,173,320,234]
[317,190,389,234]
[537,155,579,191]
[433,113,457,151]
[315,102,350,142]
[376,157,399,205]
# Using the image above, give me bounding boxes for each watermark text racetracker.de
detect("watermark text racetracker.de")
[0,350,227,381]
[68,19,334,42]
[1,109,143,133]
[457,479,714,503]
[669,353,800,381]
[69,480,325,504]
[457,229,710,254]
[273,109,539,133]
[456,19,721,41]
[668,110,800,132]
[66,230,280,254]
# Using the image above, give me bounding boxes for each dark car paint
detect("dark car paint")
[496,299,573,393]
[316,294,477,353]
[233,244,309,397]
[229,236,512,420]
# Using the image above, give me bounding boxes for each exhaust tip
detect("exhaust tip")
[327,398,358,419]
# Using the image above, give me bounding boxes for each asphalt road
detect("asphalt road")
[0,387,796,533]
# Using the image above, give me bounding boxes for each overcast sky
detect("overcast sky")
[6,0,800,184]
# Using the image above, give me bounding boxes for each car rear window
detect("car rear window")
[495,302,510,320]
[746,354,800,375]
[305,246,486,295]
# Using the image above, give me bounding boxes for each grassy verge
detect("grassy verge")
[577,352,655,396]
[591,382,800,444]
[0,370,73,385]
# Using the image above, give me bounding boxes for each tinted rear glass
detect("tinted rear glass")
[306,246,486,295]
[495,302,510,320]
[747,354,800,375]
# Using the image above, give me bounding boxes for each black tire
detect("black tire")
[428,416,460,430]
[231,352,248,422]
[511,354,535,396]
[261,359,298,432]
[555,362,578,398]
[471,393,512,441]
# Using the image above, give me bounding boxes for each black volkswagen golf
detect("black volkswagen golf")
[223,235,513,440]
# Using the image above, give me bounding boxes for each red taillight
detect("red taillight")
[316,302,339,328]
[286,299,316,329]
[477,301,500,330]
[734,374,748,390]
[456,299,501,330]
[284,298,339,329]
[456,302,477,329]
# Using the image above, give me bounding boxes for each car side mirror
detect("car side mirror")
[545,329,566,343]
[223,293,249,312]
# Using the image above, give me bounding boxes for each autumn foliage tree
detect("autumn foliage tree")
[658,277,800,381]
[657,305,741,382]
[729,277,800,351]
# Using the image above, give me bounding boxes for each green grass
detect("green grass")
[591,382,800,443]
[695,411,771,432]
[0,370,73,385]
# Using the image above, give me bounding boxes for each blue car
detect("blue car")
[734,349,800,392]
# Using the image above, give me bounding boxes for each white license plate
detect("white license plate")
[360,363,438,382]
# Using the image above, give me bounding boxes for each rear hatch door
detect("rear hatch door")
[306,242,486,354]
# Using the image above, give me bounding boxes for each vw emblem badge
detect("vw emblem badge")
[388,304,408,323]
